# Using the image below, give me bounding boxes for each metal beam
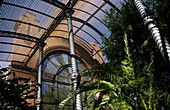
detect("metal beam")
[134,0,170,64]
[0,30,39,42]
[0,18,47,30]
[23,13,65,66]
[67,0,79,8]
[24,0,76,66]
[80,0,107,14]
[73,1,106,37]
[42,0,68,10]
[72,17,104,36]
[2,2,55,19]
[73,8,107,27]
[0,60,24,64]
[54,23,101,45]
[66,10,82,110]
[0,42,33,49]
[103,0,120,12]
[36,42,45,110]
[49,35,105,63]
[0,51,28,56]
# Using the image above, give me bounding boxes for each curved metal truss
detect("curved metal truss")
[0,0,121,65]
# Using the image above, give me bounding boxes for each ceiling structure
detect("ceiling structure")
[0,0,122,67]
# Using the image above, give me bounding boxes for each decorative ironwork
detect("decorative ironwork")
[134,0,170,64]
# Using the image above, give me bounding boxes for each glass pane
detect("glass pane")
[74,1,97,14]
[72,10,90,21]
[42,52,87,109]
[81,25,102,44]
[0,53,10,61]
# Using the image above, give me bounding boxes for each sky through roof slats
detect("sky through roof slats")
[0,0,123,64]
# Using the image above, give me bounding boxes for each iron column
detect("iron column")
[134,0,170,63]
[36,42,45,110]
[66,10,82,110]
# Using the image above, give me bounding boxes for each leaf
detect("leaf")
[58,94,74,110]
[99,95,110,106]
[141,38,149,49]
[121,59,129,65]
[86,89,104,101]
[121,65,130,75]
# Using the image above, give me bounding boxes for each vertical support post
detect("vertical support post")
[66,10,82,110]
[36,42,45,110]
[134,0,170,64]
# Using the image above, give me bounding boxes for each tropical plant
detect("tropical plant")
[86,0,169,109]
[42,85,73,110]
[59,0,170,109]
[0,68,36,110]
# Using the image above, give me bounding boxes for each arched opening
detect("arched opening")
[41,51,90,109]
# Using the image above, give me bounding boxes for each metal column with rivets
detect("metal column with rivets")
[36,42,45,110]
[66,10,82,110]
[134,0,170,64]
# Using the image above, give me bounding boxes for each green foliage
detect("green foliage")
[0,68,36,110]
[59,0,170,109]
[58,93,74,110]
[42,86,59,110]
[42,85,73,110]
[82,0,170,109]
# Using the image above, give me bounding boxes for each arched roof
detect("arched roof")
[0,0,122,67]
